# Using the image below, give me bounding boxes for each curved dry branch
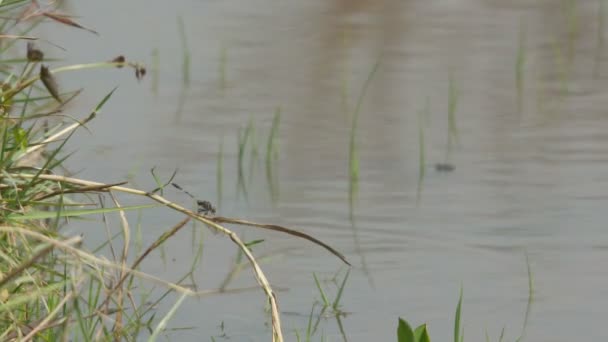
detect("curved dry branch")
[211,216,350,265]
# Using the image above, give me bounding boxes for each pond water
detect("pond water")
[40,0,608,341]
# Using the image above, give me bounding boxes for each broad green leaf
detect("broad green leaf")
[397,318,415,342]
[414,324,431,342]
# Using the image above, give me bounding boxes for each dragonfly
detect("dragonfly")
[171,182,216,215]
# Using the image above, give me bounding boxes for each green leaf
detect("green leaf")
[397,318,415,342]
[12,127,27,150]
[414,324,431,342]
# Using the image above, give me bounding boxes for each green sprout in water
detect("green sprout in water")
[177,15,190,86]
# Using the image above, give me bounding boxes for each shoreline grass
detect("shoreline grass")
[0,4,349,342]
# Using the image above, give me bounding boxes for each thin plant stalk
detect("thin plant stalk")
[516,19,527,114]
[417,97,429,204]
[266,107,281,203]
[454,287,463,342]
[349,61,380,205]
[177,15,190,86]
[446,71,459,162]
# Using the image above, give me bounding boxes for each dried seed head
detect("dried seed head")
[40,64,62,103]
[26,42,44,62]
[111,55,126,68]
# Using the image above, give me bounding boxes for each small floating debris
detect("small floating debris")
[434,163,455,172]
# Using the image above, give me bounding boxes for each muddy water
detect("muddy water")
[43,0,608,340]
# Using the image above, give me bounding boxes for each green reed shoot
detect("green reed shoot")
[266,107,281,203]
[237,120,253,200]
[516,252,534,342]
[151,48,159,95]
[454,287,464,342]
[526,252,534,300]
[417,97,429,203]
[447,71,459,154]
[248,119,259,184]
[349,61,381,203]
[177,15,190,86]
[516,19,527,114]
[312,269,350,315]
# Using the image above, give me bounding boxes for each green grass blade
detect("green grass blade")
[266,107,281,203]
[454,287,463,342]
[349,60,380,202]
[313,273,330,307]
[332,268,350,310]
[177,15,190,86]
[148,292,188,342]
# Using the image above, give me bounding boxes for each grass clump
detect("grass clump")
[0,3,348,342]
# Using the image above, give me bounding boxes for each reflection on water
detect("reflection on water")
[48,0,608,340]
